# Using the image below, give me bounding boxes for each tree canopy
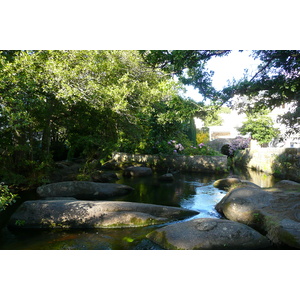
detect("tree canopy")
[0,50,200,185]
[238,110,280,145]
[220,50,300,134]
[141,50,300,134]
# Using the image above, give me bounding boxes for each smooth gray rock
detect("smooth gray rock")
[213,178,241,190]
[215,182,300,248]
[8,200,199,229]
[273,180,300,189]
[158,173,174,182]
[36,181,134,200]
[91,171,119,183]
[146,218,271,250]
[123,166,153,177]
[215,186,274,225]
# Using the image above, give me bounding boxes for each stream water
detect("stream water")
[0,169,278,250]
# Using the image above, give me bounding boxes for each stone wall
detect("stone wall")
[111,152,228,173]
[233,145,300,183]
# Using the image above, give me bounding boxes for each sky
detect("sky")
[183,50,261,102]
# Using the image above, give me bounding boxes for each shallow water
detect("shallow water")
[0,170,278,250]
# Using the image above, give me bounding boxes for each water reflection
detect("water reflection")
[116,172,225,209]
[231,167,278,188]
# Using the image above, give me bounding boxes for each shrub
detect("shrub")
[167,140,222,156]
[0,184,18,212]
[196,129,209,144]
[221,136,251,157]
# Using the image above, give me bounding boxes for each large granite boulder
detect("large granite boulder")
[215,186,274,225]
[146,218,271,250]
[8,200,199,229]
[215,181,300,248]
[123,166,153,177]
[36,181,134,200]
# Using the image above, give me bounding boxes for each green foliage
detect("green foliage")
[0,184,18,211]
[238,110,280,145]
[0,50,201,186]
[223,50,300,135]
[140,50,230,102]
[165,139,222,156]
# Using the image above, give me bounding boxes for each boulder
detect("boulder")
[146,218,271,250]
[7,200,199,229]
[215,186,274,225]
[273,180,300,190]
[240,180,261,189]
[158,173,174,183]
[213,178,241,190]
[91,171,119,183]
[215,181,300,248]
[123,166,153,177]
[36,181,134,200]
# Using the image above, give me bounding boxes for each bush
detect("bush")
[0,184,18,212]
[196,129,209,144]
[221,136,251,157]
[166,140,222,156]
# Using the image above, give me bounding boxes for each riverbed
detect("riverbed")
[0,169,278,250]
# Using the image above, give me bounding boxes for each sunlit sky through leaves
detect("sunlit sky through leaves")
[184,50,261,103]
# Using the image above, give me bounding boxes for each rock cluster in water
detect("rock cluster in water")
[7,162,300,250]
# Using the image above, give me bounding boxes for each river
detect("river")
[0,169,278,250]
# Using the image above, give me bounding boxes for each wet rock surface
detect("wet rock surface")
[213,178,242,190]
[215,179,300,248]
[146,218,271,250]
[36,181,134,200]
[158,173,174,182]
[7,200,199,230]
[123,166,153,177]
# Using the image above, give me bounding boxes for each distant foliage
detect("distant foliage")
[196,129,210,144]
[238,110,280,145]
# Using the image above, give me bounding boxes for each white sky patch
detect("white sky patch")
[183,50,261,102]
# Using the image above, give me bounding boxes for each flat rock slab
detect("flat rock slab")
[146,218,271,250]
[215,180,300,248]
[36,181,134,200]
[8,200,199,229]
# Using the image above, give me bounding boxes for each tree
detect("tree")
[0,50,199,185]
[222,50,300,135]
[141,50,300,135]
[238,110,280,145]
[139,50,231,101]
